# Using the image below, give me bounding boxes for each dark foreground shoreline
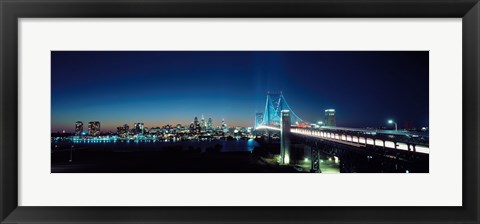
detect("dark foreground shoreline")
[51,145,297,173]
[51,139,426,173]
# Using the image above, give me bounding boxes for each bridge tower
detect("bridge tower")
[280,110,291,165]
[255,112,264,128]
[263,92,304,127]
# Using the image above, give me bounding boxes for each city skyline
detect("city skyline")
[52,51,429,132]
[59,116,244,133]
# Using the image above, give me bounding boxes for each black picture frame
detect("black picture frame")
[1,0,479,223]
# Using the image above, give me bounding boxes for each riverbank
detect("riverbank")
[51,140,298,173]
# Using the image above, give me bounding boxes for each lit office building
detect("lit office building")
[189,122,195,133]
[192,117,201,134]
[117,124,129,137]
[88,121,101,136]
[201,114,206,130]
[176,124,185,132]
[133,123,144,135]
[221,119,228,133]
[207,118,213,131]
[74,121,83,136]
[148,127,162,135]
[324,109,336,127]
[117,126,125,136]
[163,124,172,134]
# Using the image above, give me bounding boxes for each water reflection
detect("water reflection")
[54,139,258,153]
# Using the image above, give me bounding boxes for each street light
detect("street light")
[69,145,74,163]
[388,120,397,131]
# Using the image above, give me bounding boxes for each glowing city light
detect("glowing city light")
[284,154,290,164]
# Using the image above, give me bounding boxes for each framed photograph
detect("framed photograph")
[1,0,479,223]
[49,50,429,174]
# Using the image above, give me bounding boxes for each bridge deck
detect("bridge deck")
[291,128,429,154]
[256,125,429,154]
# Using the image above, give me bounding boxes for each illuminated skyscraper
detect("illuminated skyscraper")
[194,116,199,126]
[193,117,201,134]
[75,121,83,136]
[207,118,213,130]
[200,114,206,130]
[189,122,195,133]
[88,121,101,136]
[133,123,144,135]
[324,109,336,127]
[221,118,228,132]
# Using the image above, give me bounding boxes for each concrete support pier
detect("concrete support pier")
[280,110,291,165]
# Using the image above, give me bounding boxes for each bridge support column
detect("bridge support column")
[280,110,291,165]
[311,146,321,173]
[265,130,270,144]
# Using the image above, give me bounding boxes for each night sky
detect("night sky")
[51,51,428,132]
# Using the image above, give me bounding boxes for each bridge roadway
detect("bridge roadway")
[319,126,429,137]
[256,125,429,155]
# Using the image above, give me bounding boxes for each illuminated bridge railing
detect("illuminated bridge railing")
[291,128,429,155]
[255,125,281,131]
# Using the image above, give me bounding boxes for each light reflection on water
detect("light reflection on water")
[57,139,259,153]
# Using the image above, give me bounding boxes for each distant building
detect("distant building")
[88,121,101,136]
[148,127,162,135]
[221,118,228,132]
[176,124,185,132]
[133,123,144,135]
[189,122,195,133]
[163,124,172,134]
[75,121,83,136]
[201,114,206,130]
[117,126,126,137]
[193,116,201,134]
[207,118,213,131]
[117,124,129,137]
[324,109,336,127]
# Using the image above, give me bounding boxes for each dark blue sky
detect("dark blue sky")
[51,51,428,132]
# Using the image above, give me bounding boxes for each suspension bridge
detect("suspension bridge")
[254,92,429,173]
